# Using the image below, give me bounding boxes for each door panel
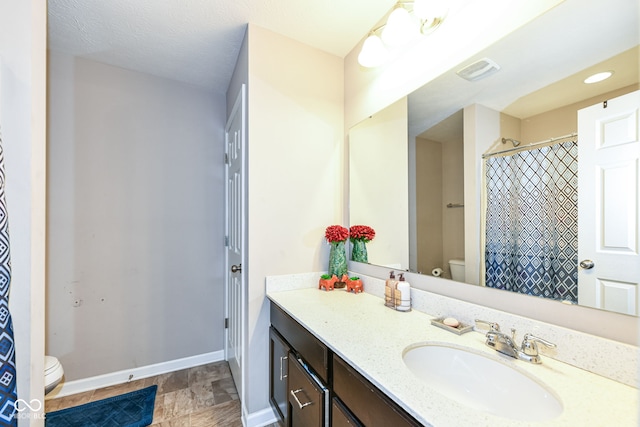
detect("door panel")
[578,90,640,314]
[225,84,246,397]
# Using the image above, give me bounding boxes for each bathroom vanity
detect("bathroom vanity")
[266,273,638,427]
[270,303,421,426]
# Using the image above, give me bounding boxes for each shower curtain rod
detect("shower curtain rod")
[482,132,577,159]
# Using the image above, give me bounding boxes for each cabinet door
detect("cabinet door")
[269,327,290,424]
[288,355,326,427]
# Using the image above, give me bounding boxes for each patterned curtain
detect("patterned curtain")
[0,136,17,426]
[485,140,578,303]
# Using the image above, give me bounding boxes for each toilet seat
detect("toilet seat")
[45,356,64,394]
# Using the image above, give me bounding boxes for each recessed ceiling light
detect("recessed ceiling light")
[584,71,614,84]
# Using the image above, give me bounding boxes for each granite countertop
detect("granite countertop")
[266,286,638,427]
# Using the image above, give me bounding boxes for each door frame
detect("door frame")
[224,83,247,409]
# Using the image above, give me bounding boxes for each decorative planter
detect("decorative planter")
[351,239,368,263]
[319,275,338,291]
[328,240,348,278]
[346,277,364,293]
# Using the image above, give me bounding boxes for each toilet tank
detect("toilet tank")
[448,259,465,282]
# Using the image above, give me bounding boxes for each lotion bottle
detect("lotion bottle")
[396,273,411,311]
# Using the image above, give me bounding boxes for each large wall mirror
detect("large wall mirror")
[349,0,639,316]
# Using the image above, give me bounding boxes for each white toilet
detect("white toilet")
[448,259,465,282]
[45,356,64,395]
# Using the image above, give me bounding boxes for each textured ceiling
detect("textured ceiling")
[47,0,397,94]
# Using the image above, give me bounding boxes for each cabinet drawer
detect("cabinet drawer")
[288,355,328,427]
[333,355,422,427]
[271,304,329,382]
[332,397,363,427]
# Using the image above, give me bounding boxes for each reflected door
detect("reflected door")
[578,90,640,314]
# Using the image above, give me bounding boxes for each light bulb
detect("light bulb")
[358,34,388,68]
[381,7,420,47]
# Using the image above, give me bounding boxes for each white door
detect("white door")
[225,84,246,399]
[578,90,640,315]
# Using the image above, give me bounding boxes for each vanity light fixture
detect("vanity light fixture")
[584,71,614,84]
[358,0,448,68]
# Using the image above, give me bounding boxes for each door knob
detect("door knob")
[231,264,242,273]
[579,259,595,269]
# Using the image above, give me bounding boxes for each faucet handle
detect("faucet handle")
[521,333,557,356]
[475,319,500,332]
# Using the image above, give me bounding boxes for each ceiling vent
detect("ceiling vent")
[456,58,501,81]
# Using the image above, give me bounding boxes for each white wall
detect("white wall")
[244,24,344,418]
[349,98,409,269]
[463,104,500,286]
[47,52,225,380]
[0,1,46,425]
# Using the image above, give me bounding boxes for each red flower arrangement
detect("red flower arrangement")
[325,225,349,243]
[349,225,375,243]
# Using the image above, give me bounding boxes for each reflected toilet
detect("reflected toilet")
[448,259,465,282]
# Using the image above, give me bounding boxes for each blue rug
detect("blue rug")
[45,385,157,427]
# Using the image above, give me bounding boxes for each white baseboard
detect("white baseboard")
[47,351,224,399]
[243,405,277,427]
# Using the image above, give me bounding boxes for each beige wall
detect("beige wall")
[441,133,465,273]
[245,24,344,416]
[47,52,225,380]
[349,98,409,268]
[415,137,442,274]
[521,84,640,142]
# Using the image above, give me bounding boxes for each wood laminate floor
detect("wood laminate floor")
[45,361,279,427]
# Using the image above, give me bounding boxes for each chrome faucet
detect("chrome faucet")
[475,320,556,364]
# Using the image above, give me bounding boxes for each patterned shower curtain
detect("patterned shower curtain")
[0,136,17,426]
[484,140,578,303]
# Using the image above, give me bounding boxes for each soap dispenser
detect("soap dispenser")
[396,273,411,311]
[384,271,398,308]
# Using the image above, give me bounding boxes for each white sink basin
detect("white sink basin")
[403,343,563,422]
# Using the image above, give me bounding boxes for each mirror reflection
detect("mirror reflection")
[349,0,639,315]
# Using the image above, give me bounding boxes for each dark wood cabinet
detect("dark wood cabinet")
[331,398,362,427]
[270,303,329,382]
[270,303,424,427]
[269,327,290,425]
[333,354,422,427]
[288,354,328,427]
